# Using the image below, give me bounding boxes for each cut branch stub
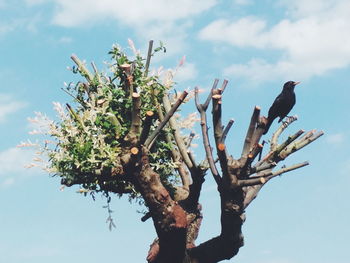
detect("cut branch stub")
[241,106,260,158]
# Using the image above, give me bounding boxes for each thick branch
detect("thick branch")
[136,148,187,263]
[241,106,260,158]
[125,92,141,144]
[139,111,155,145]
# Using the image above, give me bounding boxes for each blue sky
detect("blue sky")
[0,0,349,262]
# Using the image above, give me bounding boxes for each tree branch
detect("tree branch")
[71,54,94,84]
[241,106,260,158]
[212,89,231,182]
[139,111,155,146]
[270,115,298,151]
[221,119,234,144]
[239,161,309,187]
[195,87,221,185]
[144,91,188,149]
[125,92,142,144]
[163,94,194,171]
[279,130,324,159]
[145,40,154,77]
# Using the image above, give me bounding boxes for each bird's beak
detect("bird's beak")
[293,81,301,86]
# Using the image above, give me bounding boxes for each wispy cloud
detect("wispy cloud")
[174,62,198,83]
[325,132,346,145]
[199,0,350,83]
[0,94,26,122]
[44,0,217,55]
[0,147,39,188]
[50,0,217,27]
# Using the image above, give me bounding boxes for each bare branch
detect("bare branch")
[195,87,221,185]
[204,79,219,109]
[145,91,188,149]
[163,94,194,170]
[279,131,324,159]
[212,89,231,182]
[241,106,260,158]
[71,54,94,83]
[221,119,234,144]
[144,40,154,76]
[239,161,309,187]
[219,79,228,93]
[270,115,298,151]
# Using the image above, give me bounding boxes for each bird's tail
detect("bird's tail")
[263,117,273,135]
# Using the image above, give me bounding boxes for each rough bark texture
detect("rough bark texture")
[66,52,323,263]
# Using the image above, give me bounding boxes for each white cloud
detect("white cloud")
[0,147,39,188]
[0,94,26,122]
[45,0,217,55]
[51,0,217,27]
[199,0,350,82]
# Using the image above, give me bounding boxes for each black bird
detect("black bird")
[263,81,300,135]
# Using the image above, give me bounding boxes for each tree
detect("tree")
[24,40,323,263]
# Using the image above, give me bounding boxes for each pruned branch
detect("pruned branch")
[145,91,188,149]
[163,94,194,171]
[125,92,142,144]
[212,88,231,182]
[221,119,234,144]
[270,115,298,151]
[279,130,324,159]
[241,106,260,158]
[71,54,94,84]
[195,87,221,185]
[145,40,154,77]
[139,111,155,145]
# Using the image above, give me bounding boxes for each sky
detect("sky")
[0,0,349,262]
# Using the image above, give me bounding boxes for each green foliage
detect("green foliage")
[30,42,182,202]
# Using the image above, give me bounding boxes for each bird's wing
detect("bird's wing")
[268,93,283,116]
